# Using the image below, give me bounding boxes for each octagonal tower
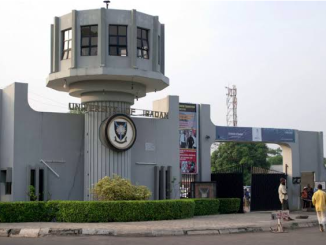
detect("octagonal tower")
[47,7,168,200]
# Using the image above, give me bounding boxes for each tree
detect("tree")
[267,147,283,166]
[211,142,269,185]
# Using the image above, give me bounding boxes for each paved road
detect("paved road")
[1,227,325,245]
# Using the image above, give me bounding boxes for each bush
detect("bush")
[218,198,241,214]
[193,199,220,216]
[0,200,195,223]
[92,175,151,201]
[0,198,240,223]
[0,202,51,222]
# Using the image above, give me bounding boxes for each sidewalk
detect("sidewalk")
[0,211,318,238]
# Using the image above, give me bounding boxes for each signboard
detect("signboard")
[216,126,252,141]
[315,182,326,190]
[191,182,217,199]
[99,114,137,152]
[179,103,198,174]
[69,103,168,119]
[252,127,262,142]
[262,128,295,143]
[272,210,290,220]
[216,126,295,143]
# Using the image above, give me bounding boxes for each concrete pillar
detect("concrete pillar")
[83,93,134,200]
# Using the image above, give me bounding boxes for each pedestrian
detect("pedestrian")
[306,184,314,208]
[244,188,250,207]
[278,178,294,221]
[312,184,326,232]
[301,187,308,209]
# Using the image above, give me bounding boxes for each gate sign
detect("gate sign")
[272,210,290,220]
[216,126,295,143]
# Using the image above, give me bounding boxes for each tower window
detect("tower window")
[137,27,149,59]
[81,25,98,56]
[62,29,72,60]
[109,25,128,56]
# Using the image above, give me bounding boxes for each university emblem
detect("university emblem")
[99,114,137,152]
[114,121,128,144]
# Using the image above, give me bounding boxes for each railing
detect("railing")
[180,174,196,198]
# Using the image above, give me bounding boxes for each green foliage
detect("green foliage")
[0,202,52,222]
[92,175,151,201]
[55,200,195,222]
[218,198,241,214]
[0,198,241,223]
[211,142,269,185]
[324,158,326,166]
[27,185,38,201]
[267,147,283,166]
[193,199,220,216]
[0,200,195,223]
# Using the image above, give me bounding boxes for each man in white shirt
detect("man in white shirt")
[278,178,294,221]
[279,178,288,210]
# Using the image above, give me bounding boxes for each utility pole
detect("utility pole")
[226,85,238,127]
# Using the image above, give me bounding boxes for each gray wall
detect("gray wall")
[131,96,180,199]
[0,83,84,201]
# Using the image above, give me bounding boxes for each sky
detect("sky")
[0,0,325,155]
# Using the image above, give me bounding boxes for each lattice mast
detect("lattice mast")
[226,85,238,127]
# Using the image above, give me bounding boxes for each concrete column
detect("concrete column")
[161,24,165,74]
[159,166,166,200]
[100,8,106,67]
[53,17,60,73]
[152,16,159,71]
[131,10,137,69]
[84,98,133,200]
[71,10,77,69]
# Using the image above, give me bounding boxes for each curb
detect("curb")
[0,221,319,238]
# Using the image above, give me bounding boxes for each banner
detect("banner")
[216,126,252,141]
[216,126,295,143]
[179,103,198,174]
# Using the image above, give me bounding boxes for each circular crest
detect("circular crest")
[100,114,137,152]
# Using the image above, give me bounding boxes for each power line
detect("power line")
[28,97,67,110]
[29,90,67,106]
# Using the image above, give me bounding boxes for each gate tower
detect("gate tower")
[46,7,169,199]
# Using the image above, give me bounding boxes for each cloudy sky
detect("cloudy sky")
[0,0,325,155]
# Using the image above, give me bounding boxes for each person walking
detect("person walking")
[312,184,326,232]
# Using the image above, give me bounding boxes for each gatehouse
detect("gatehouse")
[0,5,325,211]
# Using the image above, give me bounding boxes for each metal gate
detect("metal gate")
[250,167,286,212]
[211,165,244,213]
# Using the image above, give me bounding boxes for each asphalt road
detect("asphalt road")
[0,227,325,245]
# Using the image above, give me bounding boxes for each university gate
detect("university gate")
[211,165,286,212]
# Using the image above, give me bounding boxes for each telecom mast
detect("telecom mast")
[226,85,238,127]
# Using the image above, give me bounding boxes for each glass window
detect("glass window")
[81,25,98,56]
[61,29,72,60]
[109,25,128,57]
[137,27,150,59]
